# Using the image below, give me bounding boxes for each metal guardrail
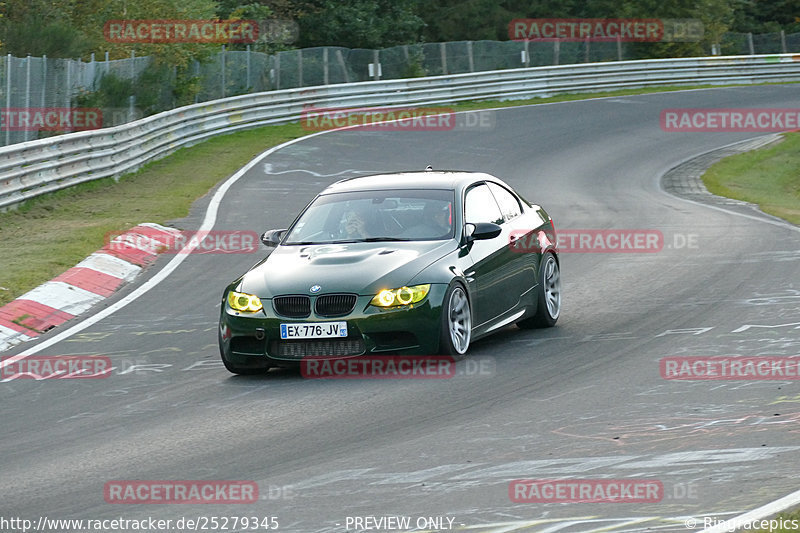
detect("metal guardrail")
[1,54,799,210]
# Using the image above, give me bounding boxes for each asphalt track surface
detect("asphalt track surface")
[2,85,800,533]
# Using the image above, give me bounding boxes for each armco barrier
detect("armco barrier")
[1,54,799,210]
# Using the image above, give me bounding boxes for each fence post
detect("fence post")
[221,45,226,98]
[89,52,96,90]
[323,47,329,85]
[194,60,200,103]
[336,49,349,83]
[373,49,380,80]
[523,40,530,67]
[24,55,31,142]
[41,55,47,110]
[65,58,71,109]
[5,55,11,146]
[781,30,787,53]
[246,44,251,89]
[440,42,447,75]
[554,39,560,65]
[297,48,303,87]
[127,50,135,123]
[275,52,281,89]
[747,32,754,55]
[617,35,622,61]
[467,41,475,72]
[584,37,590,62]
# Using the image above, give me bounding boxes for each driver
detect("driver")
[342,207,371,239]
[402,202,451,239]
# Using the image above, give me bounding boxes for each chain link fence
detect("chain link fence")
[1,31,797,147]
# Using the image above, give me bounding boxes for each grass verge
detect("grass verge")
[753,508,800,532]
[0,82,794,307]
[702,132,800,225]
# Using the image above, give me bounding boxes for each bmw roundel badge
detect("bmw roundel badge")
[310,285,321,293]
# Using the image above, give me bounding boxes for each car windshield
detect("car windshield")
[283,189,455,244]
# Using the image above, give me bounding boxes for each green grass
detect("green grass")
[0,123,305,306]
[752,509,800,532]
[702,132,800,225]
[0,82,795,307]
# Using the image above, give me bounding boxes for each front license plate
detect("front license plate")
[280,322,348,339]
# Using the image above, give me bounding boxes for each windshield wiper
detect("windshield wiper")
[357,237,414,242]
[287,237,414,245]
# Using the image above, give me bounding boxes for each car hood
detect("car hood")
[240,241,455,297]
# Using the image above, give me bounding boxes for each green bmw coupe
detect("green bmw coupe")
[219,169,560,374]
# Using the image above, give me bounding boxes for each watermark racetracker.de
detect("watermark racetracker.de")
[104,19,259,43]
[661,108,800,132]
[509,18,703,42]
[509,479,664,503]
[0,108,102,132]
[300,106,495,132]
[509,229,699,253]
[661,356,800,380]
[1,356,111,380]
[105,230,259,255]
[104,480,258,504]
[300,355,496,379]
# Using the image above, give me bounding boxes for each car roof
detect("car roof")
[321,170,502,194]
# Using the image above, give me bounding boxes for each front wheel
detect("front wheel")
[518,251,561,329]
[439,283,471,358]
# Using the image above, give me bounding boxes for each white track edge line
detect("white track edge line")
[0,129,333,364]
[699,487,800,532]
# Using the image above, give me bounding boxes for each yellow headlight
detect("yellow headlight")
[370,284,430,308]
[227,291,263,312]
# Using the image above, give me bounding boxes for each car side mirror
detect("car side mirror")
[464,222,502,243]
[261,229,287,246]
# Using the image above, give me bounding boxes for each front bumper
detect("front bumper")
[219,284,447,369]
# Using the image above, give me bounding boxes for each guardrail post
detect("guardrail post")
[440,42,447,75]
[747,32,754,55]
[781,30,787,53]
[553,40,560,65]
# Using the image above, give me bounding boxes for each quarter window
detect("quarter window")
[488,182,522,222]
[464,183,504,225]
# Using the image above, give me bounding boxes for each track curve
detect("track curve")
[2,84,799,533]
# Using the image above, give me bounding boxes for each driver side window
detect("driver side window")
[465,183,504,225]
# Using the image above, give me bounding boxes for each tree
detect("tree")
[296,0,423,48]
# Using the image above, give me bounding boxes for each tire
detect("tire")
[518,251,561,329]
[439,282,471,358]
